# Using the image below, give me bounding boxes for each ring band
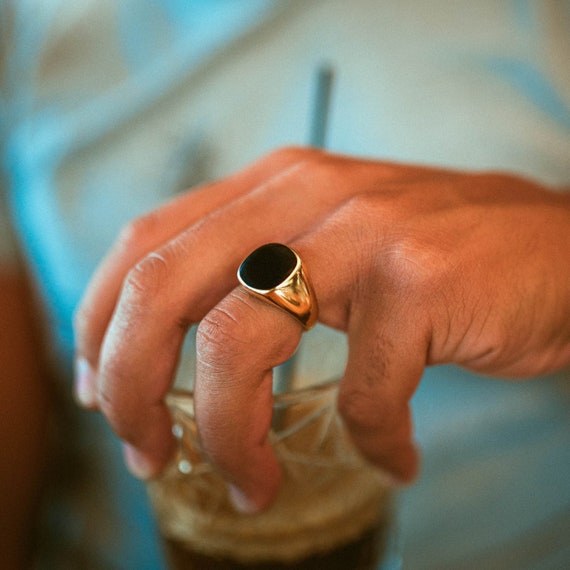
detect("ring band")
[237,243,318,330]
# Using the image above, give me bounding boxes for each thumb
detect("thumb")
[338,302,427,483]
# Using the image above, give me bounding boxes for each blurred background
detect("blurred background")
[1,1,569,568]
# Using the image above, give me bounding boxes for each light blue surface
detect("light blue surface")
[403,366,570,567]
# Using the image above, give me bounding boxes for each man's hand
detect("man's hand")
[73,147,570,511]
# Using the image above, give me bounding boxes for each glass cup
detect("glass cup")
[147,326,400,569]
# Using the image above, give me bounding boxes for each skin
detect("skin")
[73,147,570,512]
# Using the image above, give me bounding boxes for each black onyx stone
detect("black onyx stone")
[239,243,297,290]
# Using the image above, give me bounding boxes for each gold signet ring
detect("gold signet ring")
[237,243,318,330]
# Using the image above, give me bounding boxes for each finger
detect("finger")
[301,201,426,482]
[74,146,322,377]
[338,298,427,483]
[195,288,302,512]
[316,196,427,482]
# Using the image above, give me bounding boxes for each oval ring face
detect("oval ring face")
[237,243,318,330]
[238,243,299,292]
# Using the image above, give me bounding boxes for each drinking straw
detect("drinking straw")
[309,63,334,149]
[275,63,335,395]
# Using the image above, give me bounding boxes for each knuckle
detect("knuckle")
[382,231,452,294]
[328,192,386,272]
[334,192,387,232]
[116,213,160,255]
[122,249,172,304]
[196,293,298,372]
[340,191,377,219]
[121,238,192,321]
[196,302,251,368]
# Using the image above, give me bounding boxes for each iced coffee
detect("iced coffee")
[148,383,393,569]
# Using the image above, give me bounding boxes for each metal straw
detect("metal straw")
[275,63,335,395]
[309,63,334,148]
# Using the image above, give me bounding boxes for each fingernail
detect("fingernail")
[123,443,155,480]
[227,484,259,514]
[74,357,96,407]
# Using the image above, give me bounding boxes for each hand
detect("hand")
[73,147,570,511]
